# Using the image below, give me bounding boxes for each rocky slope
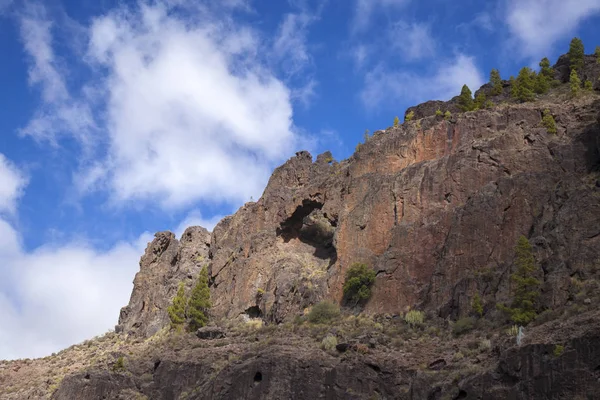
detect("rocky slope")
[1,53,600,400]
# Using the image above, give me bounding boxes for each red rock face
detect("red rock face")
[208,98,600,322]
[119,96,600,336]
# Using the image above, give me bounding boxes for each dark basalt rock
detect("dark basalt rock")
[196,326,226,340]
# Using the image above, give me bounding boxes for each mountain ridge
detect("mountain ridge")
[1,48,600,400]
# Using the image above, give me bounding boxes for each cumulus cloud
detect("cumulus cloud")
[19,1,300,209]
[353,0,410,33]
[0,232,151,360]
[0,153,152,360]
[505,0,600,58]
[361,54,485,108]
[390,22,436,61]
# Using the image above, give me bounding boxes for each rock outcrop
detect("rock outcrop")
[117,227,211,337]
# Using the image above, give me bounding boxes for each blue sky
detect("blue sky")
[0,0,599,359]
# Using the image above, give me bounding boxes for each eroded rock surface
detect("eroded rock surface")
[117,227,211,337]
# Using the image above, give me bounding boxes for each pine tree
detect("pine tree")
[405,110,415,121]
[473,91,487,110]
[570,68,581,96]
[490,69,502,95]
[473,92,486,110]
[497,236,541,325]
[168,283,187,330]
[534,57,553,94]
[393,116,400,127]
[539,57,552,78]
[534,73,550,94]
[187,266,211,331]
[514,67,536,102]
[568,37,585,71]
[509,75,517,98]
[584,80,593,91]
[458,84,474,111]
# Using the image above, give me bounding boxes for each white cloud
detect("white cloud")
[174,209,224,238]
[351,44,369,69]
[273,10,316,76]
[18,3,96,149]
[0,153,152,360]
[473,12,494,32]
[0,154,27,215]
[390,22,436,61]
[0,233,151,360]
[353,0,410,33]
[19,1,300,210]
[505,0,600,58]
[361,54,485,108]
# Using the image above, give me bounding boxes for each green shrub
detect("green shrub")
[187,266,211,331]
[435,109,443,116]
[404,309,424,327]
[541,109,557,134]
[393,116,400,127]
[321,335,338,352]
[553,344,564,357]
[472,293,483,317]
[568,37,584,72]
[490,68,502,95]
[168,283,187,330]
[112,357,125,372]
[343,263,376,305]
[452,317,475,336]
[308,301,340,324]
[497,236,541,325]
[444,111,452,120]
[570,69,582,96]
[405,111,415,122]
[584,80,593,91]
[506,324,519,337]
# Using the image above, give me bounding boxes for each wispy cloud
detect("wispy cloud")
[17,3,96,149]
[390,22,436,61]
[273,9,317,76]
[353,0,410,34]
[0,155,27,216]
[361,54,485,108]
[505,0,600,58]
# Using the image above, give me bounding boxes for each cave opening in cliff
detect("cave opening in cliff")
[245,306,263,319]
[253,371,262,385]
[276,199,338,265]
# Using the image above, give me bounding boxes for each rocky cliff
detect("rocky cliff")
[1,53,600,400]
[119,96,600,333]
